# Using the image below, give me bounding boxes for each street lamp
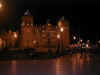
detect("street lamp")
[57,34,60,39]
[0,3,2,9]
[0,2,3,11]
[80,39,83,43]
[60,27,64,32]
[60,27,64,53]
[13,32,18,39]
[56,34,61,54]
[98,40,100,44]
[86,44,89,48]
[73,36,76,40]
[80,39,83,48]
[73,36,77,45]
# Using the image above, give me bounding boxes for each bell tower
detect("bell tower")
[20,10,35,49]
[21,10,34,26]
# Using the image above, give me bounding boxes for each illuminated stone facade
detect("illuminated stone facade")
[0,10,70,53]
[18,11,70,52]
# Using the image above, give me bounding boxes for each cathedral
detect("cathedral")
[0,10,70,53]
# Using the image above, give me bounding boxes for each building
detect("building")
[0,10,70,53]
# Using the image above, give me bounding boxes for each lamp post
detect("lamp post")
[60,27,64,53]
[0,2,3,12]
[13,32,18,48]
[56,34,61,54]
[60,27,64,32]
[57,34,60,39]
[73,36,76,44]
[73,36,76,41]
[0,3,2,9]
[13,32,18,39]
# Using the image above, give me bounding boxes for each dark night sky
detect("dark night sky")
[0,0,100,41]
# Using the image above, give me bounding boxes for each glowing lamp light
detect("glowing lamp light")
[98,40,100,44]
[57,34,60,39]
[80,39,83,43]
[73,36,76,40]
[0,3,2,8]
[60,27,64,32]
[86,44,89,48]
[13,32,18,39]
[48,24,51,26]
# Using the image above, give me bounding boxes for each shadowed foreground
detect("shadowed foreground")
[0,53,100,75]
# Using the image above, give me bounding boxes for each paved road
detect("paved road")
[0,53,100,75]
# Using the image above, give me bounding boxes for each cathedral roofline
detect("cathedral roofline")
[24,9,32,16]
